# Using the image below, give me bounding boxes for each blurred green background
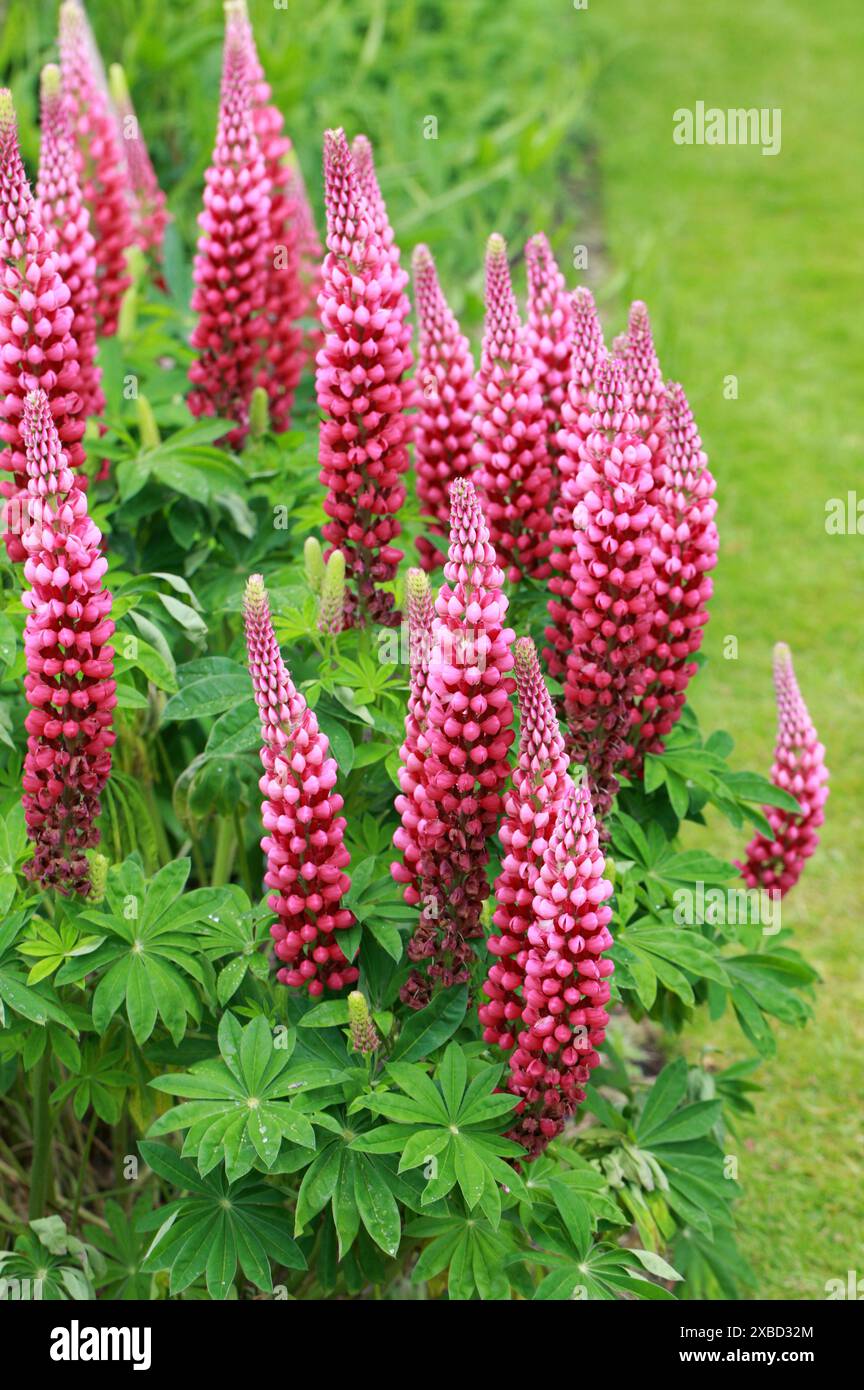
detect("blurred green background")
[2,0,861,1299]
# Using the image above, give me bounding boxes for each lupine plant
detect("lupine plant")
[0,0,827,1304]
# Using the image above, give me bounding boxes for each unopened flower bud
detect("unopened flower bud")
[347,991,380,1053]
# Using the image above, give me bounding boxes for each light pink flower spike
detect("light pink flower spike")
[59,0,134,337]
[412,243,477,571]
[188,9,271,447]
[316,128,410,627]
[392,568,436,905]
[507,778,614,1158]
[525,232,572,455]
[244,574,358,995]
[399,479,516,1009]
[631,381,718,761]
[737,645,828,897]
[0,89,86,563]
[108,64,170,281]
[562,354,657,818]
[20,388,115,895]
[37,65,104,422]
[229,1,305,433]
[546,285,607,679]
[473,234,553,583]
[479,636,571,1050]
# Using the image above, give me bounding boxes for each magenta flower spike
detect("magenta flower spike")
[562,355,657,819]
[316,128,410,627]
[227,0,305,433]
[108,64,170,280]
[244,575,358,996]
[619,300,666,460]
[0,89,86,563]
[525,232,572,455]
[479,636,571,1050]
[188,8,270,448]
[59,0,134,337]
[351,132,414,405]
[545,285,607,680]
[473,233,552,583]
[37,64,104,423]
[737,645,829,897]
[20,388,115,895]
[632,382,719,760]
[412,244,477,571]
[392,568,436,906]
[400,479,516,1008]
[506,778,614,1158]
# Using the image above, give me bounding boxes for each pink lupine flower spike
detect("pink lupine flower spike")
[244,574,357,995]
[737,644,828,897]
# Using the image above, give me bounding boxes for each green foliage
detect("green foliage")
[0,0,828,1304]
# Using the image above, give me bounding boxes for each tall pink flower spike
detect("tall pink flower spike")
[619,300,666,478]
[0,88,85,563]
[412,243,477,571]
[36,64,104,422]
[473,233,552,583]
[229,0,305,433]
[59,0,134,337]
[392,568,436,905]
[631,381,719,761]
[506,777,614,1159]
[546,284,606,679]
[400,478,516,1009]
[351,133,414,409]
[525,232,572,464]
[20,388,115,895]
[108,64,170,282]
[479,636,571,1051]
[188,6,270,447]
[562,354,657,820]
[316,128,410,627]
[737,644,828,897]
[244,574,358,996]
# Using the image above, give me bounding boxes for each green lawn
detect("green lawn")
[582,0,864,1298]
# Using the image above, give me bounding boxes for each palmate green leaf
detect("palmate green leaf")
[139,1143,304,1299]
[148,1013,320,1179]
[355,1045,522,1213]
[408,1213,517,1300]
[353,1153,401,1257]
[390,985,467,1062]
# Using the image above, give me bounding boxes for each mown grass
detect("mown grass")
[582,0,864,1298]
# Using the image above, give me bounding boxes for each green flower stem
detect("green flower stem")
[28,1041,54,1220]
[211,817,236,887]
[233,806,255,900]
[70,1113,98,1232]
